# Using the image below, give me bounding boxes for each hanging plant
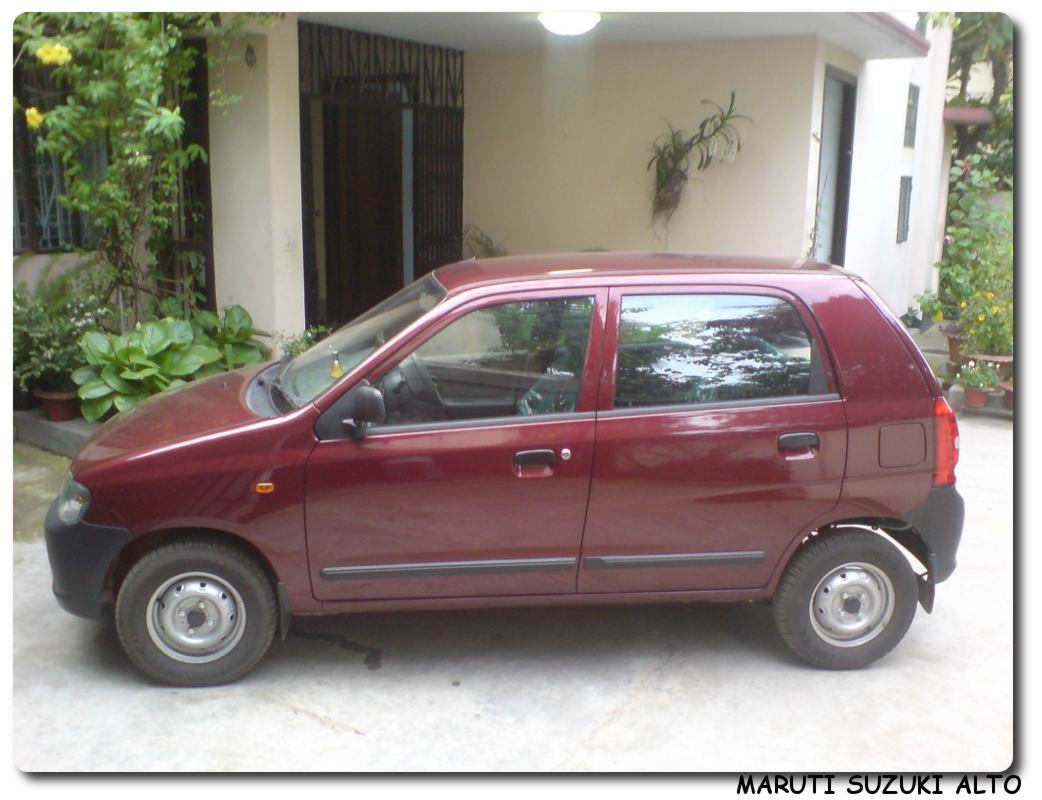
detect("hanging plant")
[647,91,750,226]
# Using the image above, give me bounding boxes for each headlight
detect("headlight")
[57,473,91,525]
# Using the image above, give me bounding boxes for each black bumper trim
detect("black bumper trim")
[903,484,964,585]
[44,500,134,620]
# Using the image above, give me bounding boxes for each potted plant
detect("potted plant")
[14,292,107,421]
[647,92,750,228]
[955,359,1000,408]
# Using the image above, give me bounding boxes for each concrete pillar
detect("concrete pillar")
[207,14,305,340]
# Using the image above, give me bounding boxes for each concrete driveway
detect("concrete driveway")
[12,415,1012,772]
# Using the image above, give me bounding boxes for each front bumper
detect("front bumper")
[44,499,133,620]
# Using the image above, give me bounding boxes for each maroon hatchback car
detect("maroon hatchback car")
[46,253,963,685]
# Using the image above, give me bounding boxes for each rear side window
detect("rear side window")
[613,293,825,409]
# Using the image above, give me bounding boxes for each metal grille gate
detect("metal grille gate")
[298,21,464,323]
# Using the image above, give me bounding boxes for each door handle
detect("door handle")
[513,449,556,467]
[778,432,820,452]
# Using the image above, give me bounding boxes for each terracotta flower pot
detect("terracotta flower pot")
[963,387,990,408]
[33,388,79,422]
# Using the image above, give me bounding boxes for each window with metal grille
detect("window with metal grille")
[904,84,920,148]
[13,64,103,253]
[897,176,913,243]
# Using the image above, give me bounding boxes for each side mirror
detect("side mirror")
[341,381,386,438]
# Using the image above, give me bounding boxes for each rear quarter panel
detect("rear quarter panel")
[810,276,937,520]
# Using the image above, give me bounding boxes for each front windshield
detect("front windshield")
[279,274,446,407]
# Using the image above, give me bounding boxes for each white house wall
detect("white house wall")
[462,37,820,259]
[835,25,953,313]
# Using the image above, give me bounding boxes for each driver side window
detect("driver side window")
[375,296,595,426]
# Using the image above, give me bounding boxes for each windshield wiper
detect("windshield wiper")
[269,363,296,413]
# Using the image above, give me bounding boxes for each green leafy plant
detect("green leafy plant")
[14,284,108,393]
[954,359,1000,391]
[73,319,224,420]
[275,325,332,359]
[647,92,750,227]
[190,305,271,373]
[13,13,257,329]
[462,224,508,259]
[917,155,1012,355]
[943,12,1013,186]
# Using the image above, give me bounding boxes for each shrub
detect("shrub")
[14,287,107,393]
[73,319,223,420]
[954,359,1000,391]
[275,325,331,359]
[918,156,1013,355]
[72,304,272,420]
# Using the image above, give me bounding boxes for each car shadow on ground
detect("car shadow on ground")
[76,600,796,687]
[271,601,793,674]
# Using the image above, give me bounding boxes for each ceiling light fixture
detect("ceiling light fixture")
[538,11,602,37]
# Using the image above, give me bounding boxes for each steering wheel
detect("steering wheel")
[399,354,441,404]
[380,354,444,423]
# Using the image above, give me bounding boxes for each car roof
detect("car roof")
[432,252,844,293]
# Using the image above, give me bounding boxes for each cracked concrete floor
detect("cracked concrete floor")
[11,417,1013,771]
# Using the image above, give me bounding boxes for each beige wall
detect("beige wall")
[208,15,305,340]
[463,37,820,259]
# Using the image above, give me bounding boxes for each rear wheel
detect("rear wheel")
[115,539,277,686]
[773,530,918,669]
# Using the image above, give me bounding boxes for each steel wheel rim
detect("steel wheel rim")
[146,572,246,663]
[809,561,895,647]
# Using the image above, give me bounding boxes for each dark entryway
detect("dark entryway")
[323,104,404,322]
[299,22,464,328]
[813,67,857,266]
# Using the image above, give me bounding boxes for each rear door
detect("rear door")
[578,286,847,594]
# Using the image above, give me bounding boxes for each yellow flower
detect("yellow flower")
[960,301,968,308]
[991,306,999,313]
[35,42,72,66]
[986,292,994,300]
[978,314,986,322]
[24,106,44,130]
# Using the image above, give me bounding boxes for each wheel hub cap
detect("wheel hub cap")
[146,572,246,663]
[809,562,895,648]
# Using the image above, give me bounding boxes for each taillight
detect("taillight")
[933,397,960,486]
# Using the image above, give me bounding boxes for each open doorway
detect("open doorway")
[298,22,463,330]
[813,68,857,266]
[307,99,413,325]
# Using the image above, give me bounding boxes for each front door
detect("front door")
[305,290,606,601]
[578,287,847,594]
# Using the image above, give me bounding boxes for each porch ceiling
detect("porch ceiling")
[297,11,929,59]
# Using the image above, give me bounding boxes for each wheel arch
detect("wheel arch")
[106,526,292,639]
[778,518,936,612]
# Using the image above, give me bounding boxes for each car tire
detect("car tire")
[115,538,277,686]
[773,529,918,669]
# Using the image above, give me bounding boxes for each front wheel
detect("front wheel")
[115,539,277,686]
[773,530,918,669]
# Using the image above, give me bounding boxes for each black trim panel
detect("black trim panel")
[583,551,765,570]
[320,556,577,581]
